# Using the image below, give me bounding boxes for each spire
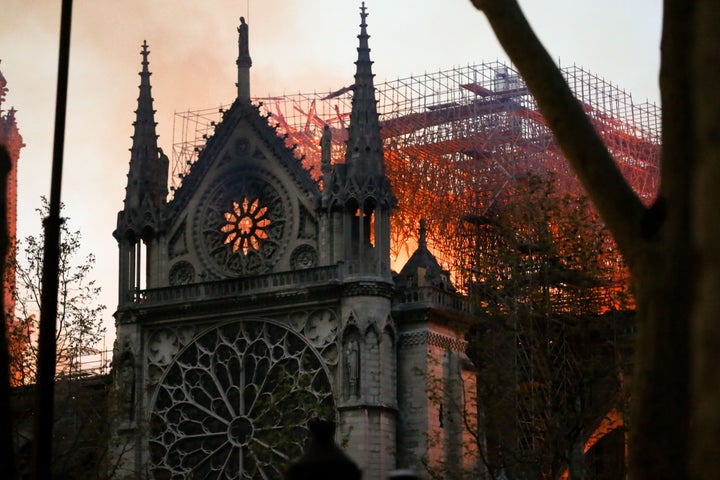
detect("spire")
[236,17,252,102]
[418,218,428,249]
[131,41,158,158]
[345,2,384,177]
[124,41,168,210]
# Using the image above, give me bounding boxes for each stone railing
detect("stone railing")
[394,286,474,315]
[134,265,340,305]
[343,259,391,277]
[130,267,470,315]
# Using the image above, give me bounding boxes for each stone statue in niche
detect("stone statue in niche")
[345,338,360,399]
[117,346,136,421]
[367,330,380,399]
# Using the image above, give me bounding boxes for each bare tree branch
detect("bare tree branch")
[469,0,647,266]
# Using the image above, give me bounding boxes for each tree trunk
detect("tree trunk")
[629,249,691,480]
[690,1,720,477]
[568,434,589,480]
[469,1,704,478]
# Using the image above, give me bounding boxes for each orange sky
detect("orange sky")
[0,0,662,350]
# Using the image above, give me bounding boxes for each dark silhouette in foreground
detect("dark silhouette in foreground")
[387,469,419,480]
[285,418,362,480]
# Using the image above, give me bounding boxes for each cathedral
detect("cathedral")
[111,4,476,479]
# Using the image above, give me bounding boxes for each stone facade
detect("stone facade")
[111,6,476,479]
[0,63,23,319]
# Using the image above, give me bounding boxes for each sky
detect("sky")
[0,0,662,351]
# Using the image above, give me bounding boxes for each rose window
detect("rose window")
[148,320,334,480]
[198,174,290,277]
[221,197,271,254]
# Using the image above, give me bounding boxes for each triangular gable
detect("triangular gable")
[162,100,322,280]
[169,100,319,216]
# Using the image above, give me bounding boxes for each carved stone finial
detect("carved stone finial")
[140,41,151,75]
[419,218,427,248]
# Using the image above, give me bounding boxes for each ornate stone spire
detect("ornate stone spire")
[345,2,384,177]
[236,16,252,101]
[322,3,395,277]
[131,42,158,157]
[124,41,168,210]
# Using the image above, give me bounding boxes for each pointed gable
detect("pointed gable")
[164,100,321,280]
[161,19,321,281]
[169,101,319,214]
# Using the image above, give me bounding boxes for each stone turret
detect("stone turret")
[332,5,398,479]
[397,219,455,291]
[321,1,396,278]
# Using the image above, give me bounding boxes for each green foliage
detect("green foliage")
[7,197,106,385]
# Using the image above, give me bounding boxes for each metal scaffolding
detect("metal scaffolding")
[172,61,655,474]
[172,61,661,277]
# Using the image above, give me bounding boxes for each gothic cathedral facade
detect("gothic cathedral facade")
[111,5,477,479]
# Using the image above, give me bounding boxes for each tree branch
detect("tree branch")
[469,0,647,266]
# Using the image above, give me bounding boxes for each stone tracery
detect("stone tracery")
[221,197,271,254]
[149,320,334,480]
[197,171,291,277]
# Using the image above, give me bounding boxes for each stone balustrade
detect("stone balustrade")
[131,267,472,316]
[133,265,340,304]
